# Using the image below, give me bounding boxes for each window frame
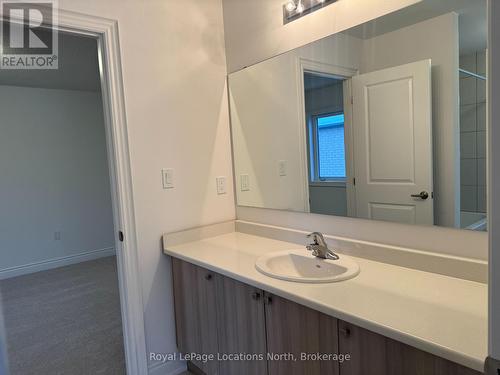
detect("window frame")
[309,111,347,184]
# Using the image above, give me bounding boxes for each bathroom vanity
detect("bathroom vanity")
[163,2,490,374]
[163,222,486,375]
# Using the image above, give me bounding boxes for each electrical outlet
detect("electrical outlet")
[216,176,227,195]
[240,174,250,191]
[162,168,174,189]
[278,160,287,176]
[54,231,61,241]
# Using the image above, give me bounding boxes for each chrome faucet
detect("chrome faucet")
[306,232,339,260]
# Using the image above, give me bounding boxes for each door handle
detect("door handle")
[339,326,351,338]
[251,291,261,301]
[411,191,429,200]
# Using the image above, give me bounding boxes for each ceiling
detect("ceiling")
[344,0,487,55]
[0,27,101,91]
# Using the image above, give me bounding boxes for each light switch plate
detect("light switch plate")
[216,176,227,195]
[278,160,287,176]
[162,168,174,189]
[240,174,250,191]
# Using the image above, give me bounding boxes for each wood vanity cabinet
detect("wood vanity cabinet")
[338,321,482,375]
[264,293,339,375]
[215,274,267,375]
[172,258,338,375]
[171,258,219,374]
[171,259,482,375]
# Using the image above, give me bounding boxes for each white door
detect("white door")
[352,59,433,225]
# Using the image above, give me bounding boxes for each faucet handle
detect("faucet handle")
[307,232,327,247]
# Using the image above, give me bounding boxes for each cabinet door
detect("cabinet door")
[386,339,482,375]
[338,320,387,375]
[265,293,339,375]
[215,275,267,375]
[338,320,482,375]
[171,258,219,375]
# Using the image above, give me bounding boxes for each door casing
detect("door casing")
[297,58,358,216]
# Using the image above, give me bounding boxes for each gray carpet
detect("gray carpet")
[0,256,126,375]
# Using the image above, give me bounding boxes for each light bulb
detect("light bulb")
[285,1,296,12]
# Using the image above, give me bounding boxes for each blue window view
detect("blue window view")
[317,114,346,179]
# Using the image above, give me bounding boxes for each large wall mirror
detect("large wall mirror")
[228,0,487,231]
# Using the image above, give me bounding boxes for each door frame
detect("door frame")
[0,9,148,375]
[489,0,500,367]
[296,58,358,216]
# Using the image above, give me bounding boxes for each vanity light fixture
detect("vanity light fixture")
[283,0,337,24]
[296,0,304,13]
[285,0,297,12]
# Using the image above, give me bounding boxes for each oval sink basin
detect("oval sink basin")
[255,249,360,283]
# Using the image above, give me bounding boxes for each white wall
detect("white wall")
[304,81,344,114]
[230,52,308,212]
[222,0,422,73]
[230,33,362,213]
[309,185,347,215]
[55,0,236,372]
[359,12,460,228]
[0,86,114,275]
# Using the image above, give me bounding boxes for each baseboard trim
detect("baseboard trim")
[0,247,116,280]
[148,360,186,375]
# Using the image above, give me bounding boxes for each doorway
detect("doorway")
[304,72,350,217]
[0,12,147,375]
[0,28,125,375]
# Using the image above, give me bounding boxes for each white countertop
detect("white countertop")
[164,231,487,371]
